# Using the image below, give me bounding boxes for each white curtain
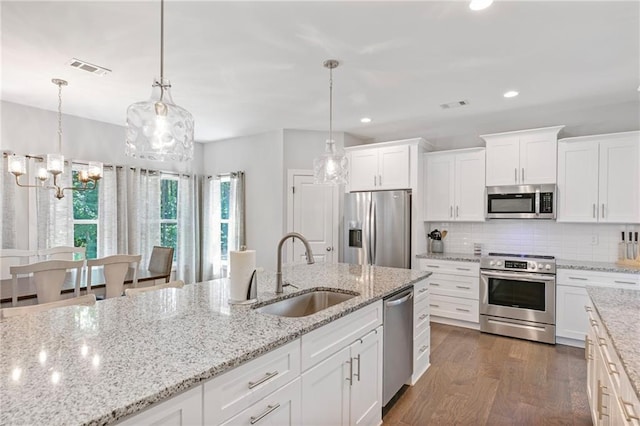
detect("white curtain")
[127,168,161,269]
[176,174,198,283]
[200,176,215,281]
[37,161,73,250]
[228,171,246,250]
[97,166,118,257]
[1,154,16,248]
[209,176,224,279]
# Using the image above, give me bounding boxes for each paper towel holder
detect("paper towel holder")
[228,268,258,305]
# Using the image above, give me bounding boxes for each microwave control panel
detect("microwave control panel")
[540,192,553,213]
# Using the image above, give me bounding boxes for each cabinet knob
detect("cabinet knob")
[326,247,333,252]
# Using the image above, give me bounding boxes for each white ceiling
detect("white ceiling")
[2,1,639,149]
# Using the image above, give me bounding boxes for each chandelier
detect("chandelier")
[313,59,349,185]
[6,79,102,200]
[125,0,194,162]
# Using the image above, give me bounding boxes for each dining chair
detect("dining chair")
[0,294,96,319]
[9,260,84,306]
[124,280,185,296]
[87,254,141,299]
[148,246,174,283]
[0,249,38,280]
[38,246,86,261]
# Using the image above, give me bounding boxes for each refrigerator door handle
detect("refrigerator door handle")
[371,198,377,265]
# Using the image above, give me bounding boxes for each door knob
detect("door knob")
[326,247,333,252]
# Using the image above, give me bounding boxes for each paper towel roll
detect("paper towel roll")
[229,249,256,302]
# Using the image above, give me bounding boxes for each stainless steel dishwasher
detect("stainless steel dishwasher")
[382,286,414,406]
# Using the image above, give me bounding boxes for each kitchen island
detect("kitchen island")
[0,263,428,425]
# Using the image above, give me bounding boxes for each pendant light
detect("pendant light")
[6,79,103,200]
[125,0,194,162]
[313,59,349,185]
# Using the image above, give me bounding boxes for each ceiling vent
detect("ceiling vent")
[67,58,111,76]
[440,100,469,109]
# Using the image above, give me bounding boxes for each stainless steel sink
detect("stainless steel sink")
[254,290,358,317]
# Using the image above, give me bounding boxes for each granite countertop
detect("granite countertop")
[0,263,429,426]
[415,252,481,263]
[587,287,640,398]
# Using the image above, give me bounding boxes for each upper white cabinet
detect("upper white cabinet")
[481,126,564,186]
[424,148,485,222]
[349,145,409,191]
[557,131,640,223]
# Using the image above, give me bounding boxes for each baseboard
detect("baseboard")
[430,316,480,330]
[410,361,430,385]
[556,336,585,348]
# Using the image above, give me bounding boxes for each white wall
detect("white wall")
[426,221,640,263]
[201,130,284,269]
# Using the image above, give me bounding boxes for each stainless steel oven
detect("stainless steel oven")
[486,184,556,219]
[480,253,556,344]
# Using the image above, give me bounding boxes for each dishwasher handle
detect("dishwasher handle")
[385,290,413,307]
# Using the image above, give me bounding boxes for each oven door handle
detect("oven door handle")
[480,270,556,282]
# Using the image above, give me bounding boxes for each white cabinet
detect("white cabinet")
[556,269,639,346]
[418,259,480,328]
[411,279,430,384]
[558,131,640,223]
[424,148,485,222]
[301,326,383,426]
[482,126,564,186]
[348,145,409,191]
[118,386,203,426]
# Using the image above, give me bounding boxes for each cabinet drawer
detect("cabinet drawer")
[220,377,301,426]
[414,278,429,303]
[118,385,202,426]
[557,269,639,289]
[418,259,479,277]
[301,301,382,371]
[204,339,301,423]
[428,273,479,300]
[429,294,479,323]
[414,326,430,366]
[414,296,430,338]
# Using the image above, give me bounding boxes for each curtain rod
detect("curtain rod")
[209,171,245,179]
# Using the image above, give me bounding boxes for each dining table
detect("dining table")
[0,267,168,304]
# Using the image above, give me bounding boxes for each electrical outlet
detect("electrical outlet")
[591,235,598,245]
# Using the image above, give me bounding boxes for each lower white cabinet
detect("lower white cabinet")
[301,326,383,426]
[220,377,301,426]
[556,269,639,346]
[411,278,430,384]
[118,386,203,426]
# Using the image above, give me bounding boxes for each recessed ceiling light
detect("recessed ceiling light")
[469,0,494,11]
[503,90,519,98]
[360,117,372,123]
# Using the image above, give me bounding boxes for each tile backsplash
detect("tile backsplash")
[426,221,639,262]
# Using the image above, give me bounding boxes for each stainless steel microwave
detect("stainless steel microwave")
[486,184,556,219]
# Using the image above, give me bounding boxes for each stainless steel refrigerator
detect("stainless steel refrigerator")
[340,190,411,268]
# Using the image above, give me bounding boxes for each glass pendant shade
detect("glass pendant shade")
[313,139,349,185]
[126,78,194,161]
[8,155,26,176]
[46,153,64,175]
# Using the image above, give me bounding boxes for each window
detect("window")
[72,170,99,259]
[160,177,178,260]
[220,177,230,262]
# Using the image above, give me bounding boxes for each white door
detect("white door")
[378,145,410,190]
[301,346,351,426]
[519,135,558,184]
[290,173,336,263]
[454,150,486,222]
[557,140,600,222]
[485,137,520,186]
[350,327,383,426]
[598,135,640,223]
[349,149,379,191]
[424,153,455,221]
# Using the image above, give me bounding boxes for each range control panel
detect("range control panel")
[480,253,556,274]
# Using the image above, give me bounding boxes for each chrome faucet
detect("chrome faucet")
[276,232,315,293]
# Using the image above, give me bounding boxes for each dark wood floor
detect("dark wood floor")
[383,323,592,425]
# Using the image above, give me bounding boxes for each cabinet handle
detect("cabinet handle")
[514,168,518,183]
[614,280,636,285]
[430,282,440,286]
[450,206,453,218]
[569,276,588,281]
[584,306,592,312]
[250,403,281,424]
[379,175,382,186]
[419,313,428,320]
[354,354,361,382]
[619,396,640,421]
[419,345,428,353]
[602,203,605,218]
[598,336,607,347]
[426,264,440,268]
[597,380,609,420]
[346,358,353,385]
[456,267,471,271]
[419,288,428,293]
[522,168,524,182]
[606,361,619,376]
[584,336,592,360]
[430,304,440,308]
[248,370,279,389]
[590,319,598,327]
[593,203,596,218]
[373,176,377,187]
[456,285,471,289]
[456,206,459,217]
[456,307,470,312]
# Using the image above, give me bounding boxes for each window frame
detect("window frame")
[160,175,179,262]
[71,166,100,259]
